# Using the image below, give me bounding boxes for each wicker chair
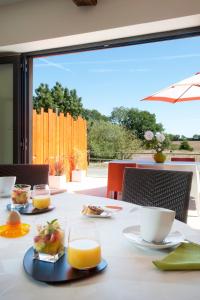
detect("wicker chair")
[0,164,49,189]
[122,168,193,223]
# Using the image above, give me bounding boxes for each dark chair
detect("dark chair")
[0,164,49,189]
[122,168,193,223]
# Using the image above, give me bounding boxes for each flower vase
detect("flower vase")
[154,152,166,163]
[72,170,86,182]
[49,175,67,189]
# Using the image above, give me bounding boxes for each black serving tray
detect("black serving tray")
[7,203,55,215]
[23,247,107,283]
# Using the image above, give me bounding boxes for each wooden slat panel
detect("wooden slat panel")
[32,110,37,163]
[43,111,49,164]
[40,108,44,163]
[52,111,57,162]
[36,112,42,163]
[48,109,54,166]
[59,112,64,160]
[32,108,87,180]
[56,113,60,160]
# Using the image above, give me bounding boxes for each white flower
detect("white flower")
[158,148,161,152]
[156,133,165,143]
[144,130,154,141]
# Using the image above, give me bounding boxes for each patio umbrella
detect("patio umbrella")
[143,72,200,103]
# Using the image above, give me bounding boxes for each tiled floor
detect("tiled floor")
[66,173,200,230]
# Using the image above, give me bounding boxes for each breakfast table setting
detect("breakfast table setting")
[1,189,200,300]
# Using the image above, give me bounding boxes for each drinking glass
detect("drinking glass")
[68,221,101,270]
[32,184,51,209]
[33,218,65,263]
[11,184,31,209]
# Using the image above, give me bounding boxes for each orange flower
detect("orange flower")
[49,160,65,176]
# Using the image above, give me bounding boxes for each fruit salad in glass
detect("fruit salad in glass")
[33,219,65,263]
[11,184,31,209]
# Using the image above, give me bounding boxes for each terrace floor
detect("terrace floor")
[66,163,200,230]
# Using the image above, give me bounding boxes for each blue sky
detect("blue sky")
[33,36,200,137]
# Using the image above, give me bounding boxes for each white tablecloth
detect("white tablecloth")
[1,192,200,300]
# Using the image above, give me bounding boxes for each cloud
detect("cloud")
[129,68,150,72]
[35,58,71,72]
[34,52,200,70]
[89,67,151,73]
[58,53,200,66]
[89,68,123,73]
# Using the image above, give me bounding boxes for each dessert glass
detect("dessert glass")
[33,219,65,263]
[11,184,31,209]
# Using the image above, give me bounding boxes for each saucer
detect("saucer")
[7,203,55,215]
[23,247,107,283]
[122,225,184,249]
[82,211,112,218]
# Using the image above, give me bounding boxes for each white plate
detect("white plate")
[82,211,112,218]
[122,225,184,249]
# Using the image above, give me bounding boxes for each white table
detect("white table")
[1,192,200,300]
[112,159,200,170]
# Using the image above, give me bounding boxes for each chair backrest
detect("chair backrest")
[137,163,200,212]
[0,164,49,189]
[171,157,195,162]
[122,168,193,223]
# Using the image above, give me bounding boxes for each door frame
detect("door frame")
[23,25,200,163]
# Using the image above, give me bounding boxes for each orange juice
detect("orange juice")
[32,196,51,209]
[68,239,101,269]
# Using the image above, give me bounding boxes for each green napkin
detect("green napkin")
[153,243,200,271]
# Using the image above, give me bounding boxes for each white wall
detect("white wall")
[0,0,200,52]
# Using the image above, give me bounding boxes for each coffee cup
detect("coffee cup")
[140,206,175,243]
[0,176,16,197]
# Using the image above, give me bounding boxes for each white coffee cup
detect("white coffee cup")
[0,176,16,197]
[140,206,175,243]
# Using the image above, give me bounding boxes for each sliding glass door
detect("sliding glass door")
[0,56,24,163]
[0,63,14,163]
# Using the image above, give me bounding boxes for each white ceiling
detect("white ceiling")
[0,14,199,54]
[0,0,25,6]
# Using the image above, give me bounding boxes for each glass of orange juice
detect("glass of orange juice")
[68,221,101,270]
[32,184,51,210]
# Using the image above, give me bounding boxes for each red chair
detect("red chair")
[107,162,137,199]
[171,157,195,162]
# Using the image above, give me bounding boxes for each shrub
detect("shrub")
[179,140,193,151]
[88,121,141,159]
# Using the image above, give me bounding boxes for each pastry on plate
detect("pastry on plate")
[82,205,104,216]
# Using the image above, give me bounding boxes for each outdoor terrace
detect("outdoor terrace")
[66,162,200,230]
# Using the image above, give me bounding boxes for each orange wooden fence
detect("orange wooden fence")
[32,108,87,181]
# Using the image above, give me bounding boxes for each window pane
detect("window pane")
[0,64,13,163]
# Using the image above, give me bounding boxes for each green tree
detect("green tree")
[168,134,181,141]
[82,109,109,122]
[88,120,141,159]
[111,107,164,140]
[63,88,83,119]
[193,134,200,140]
[33,82,84,119]
[33,83,54,113]
[51,82,65,112]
